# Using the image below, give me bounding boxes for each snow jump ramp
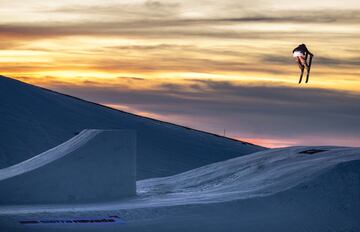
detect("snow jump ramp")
[0,130,136,205]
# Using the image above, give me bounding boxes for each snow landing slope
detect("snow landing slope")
[0,146,359,231]
[0,76,264,179]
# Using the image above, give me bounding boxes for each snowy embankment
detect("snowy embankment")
[137,146,360,205]
[0,130,136,205]
[1,146,359,231]
[0,130,100,182]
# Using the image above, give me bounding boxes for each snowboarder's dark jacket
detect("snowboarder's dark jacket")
[293,44,309,54]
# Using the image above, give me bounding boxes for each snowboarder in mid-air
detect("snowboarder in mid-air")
[293,44,313,83]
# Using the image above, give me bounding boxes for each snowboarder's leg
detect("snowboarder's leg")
[303,53,309,69]
[298,58,305,83]
[298,56,308,69]
[306,54,313,83]
[297,58,303,70]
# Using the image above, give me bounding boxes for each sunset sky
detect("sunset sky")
[1,0,359,147]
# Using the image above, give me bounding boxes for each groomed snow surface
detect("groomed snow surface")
[0,146,359,231]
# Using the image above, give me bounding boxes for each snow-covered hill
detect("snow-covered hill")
[0,75,264,179]
[0,146,359,231]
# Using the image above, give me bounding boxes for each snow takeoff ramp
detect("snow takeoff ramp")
[0,130,136,205]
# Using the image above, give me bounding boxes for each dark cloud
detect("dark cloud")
[263,55,360,67]
[48,78,360,146]
[221,10,360,24]
[117,76,145,81]
[92,57,290,74]
[1,9,359,40]
[314,57,360,66]
[48,1,180,18]
[45,0,360,25]
[0,25,348,42]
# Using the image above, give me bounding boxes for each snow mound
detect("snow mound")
[0,130,136,205]
[137,146,360,206]
[0,130,100,181]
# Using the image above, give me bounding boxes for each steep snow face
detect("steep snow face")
[0,130,136,205]
[0,146,359,231]
[0,130,100,181]
[0,76,264,179]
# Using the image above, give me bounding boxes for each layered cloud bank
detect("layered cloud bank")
[39,77,360,147]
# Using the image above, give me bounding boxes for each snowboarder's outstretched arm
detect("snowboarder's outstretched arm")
[303,45,314,57]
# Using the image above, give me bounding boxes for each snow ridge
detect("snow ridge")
[0,130,100,181]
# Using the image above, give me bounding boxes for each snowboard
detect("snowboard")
[305,55,313,83]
